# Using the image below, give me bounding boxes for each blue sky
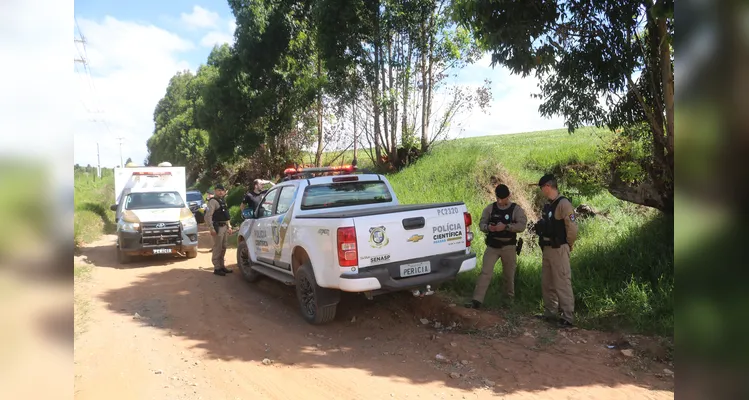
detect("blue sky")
[72,1,565,167]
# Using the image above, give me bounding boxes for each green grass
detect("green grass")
[74,169,116,246]
[387,127,673,336]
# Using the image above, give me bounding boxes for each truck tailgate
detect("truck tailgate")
[353,204,467,270]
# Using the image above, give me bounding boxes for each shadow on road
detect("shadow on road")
[92,263,674,396]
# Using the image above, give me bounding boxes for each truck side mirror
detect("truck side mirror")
[241,208,254,220]
[110,204,117,211]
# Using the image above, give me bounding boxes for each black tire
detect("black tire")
[185,248,198,259]
[236,239,261,282]
[295,263,339,325]
[117,247,131,264]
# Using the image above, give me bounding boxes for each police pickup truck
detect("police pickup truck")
[236,165,477,324]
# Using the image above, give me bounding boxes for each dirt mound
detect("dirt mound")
[478,163,539,222]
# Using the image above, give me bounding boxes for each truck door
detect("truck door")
[252,188,279,265]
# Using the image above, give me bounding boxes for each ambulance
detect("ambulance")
[110,163,199,264]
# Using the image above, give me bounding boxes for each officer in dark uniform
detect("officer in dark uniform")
[241,178,275,214]
[466,184,528,309]
[533,174,578,327]
[204,184,234,276]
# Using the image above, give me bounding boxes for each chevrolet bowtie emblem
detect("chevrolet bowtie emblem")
[407,234,424,243]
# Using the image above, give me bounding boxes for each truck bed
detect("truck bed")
[295,202,465,219]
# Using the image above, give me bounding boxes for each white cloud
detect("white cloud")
[199,14,236,47]
[180,5,220,30]
[200,31,234,48]
[73,16,194,167]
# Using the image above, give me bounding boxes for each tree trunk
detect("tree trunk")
[425,12,435,150]
[389,36,398,167]
[352,100,358,165]
[315,56,324,167]
[402,36,413,149]
[373,15,382,165]
[657,12,674,158]
[381,44,390,155]
[420,20,429,153]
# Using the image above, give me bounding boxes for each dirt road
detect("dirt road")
[74,227,674,399]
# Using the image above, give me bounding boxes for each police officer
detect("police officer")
[534,174,578,327]
[241,178,275,213]
[466,184,527,309]
[204,184,234,276]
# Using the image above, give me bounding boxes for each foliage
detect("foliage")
[74,167,116,246]
[453,0,674,213]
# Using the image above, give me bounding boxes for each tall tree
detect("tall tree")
[454,0,674,212]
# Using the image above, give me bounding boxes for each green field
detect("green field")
[73,127,673,336]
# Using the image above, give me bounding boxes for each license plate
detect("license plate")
[399,261,431,278]
[153,248,172,254]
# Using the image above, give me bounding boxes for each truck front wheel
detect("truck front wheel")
[295,263,339,325]
[117,247,131,264]
[237,240,261,282]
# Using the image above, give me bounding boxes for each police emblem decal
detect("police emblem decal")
[369,226,389,248]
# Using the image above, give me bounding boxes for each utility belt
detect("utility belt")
[213,221,229,231]
[539,237,566,249]
[486,238,517,249]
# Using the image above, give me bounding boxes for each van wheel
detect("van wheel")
[117,247,131,264]
[295,263,339,325]
[237,240,261,282]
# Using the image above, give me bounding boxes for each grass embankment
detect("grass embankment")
[74,169,116,247]
[388,128,673,336]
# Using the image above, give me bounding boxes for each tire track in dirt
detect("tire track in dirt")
[73,228,674,399]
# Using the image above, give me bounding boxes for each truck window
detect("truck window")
[275,186,296,214]
[301,181,393,210]
[124,191,185,210]
[258,188,279,218]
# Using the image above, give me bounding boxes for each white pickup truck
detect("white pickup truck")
[236,165,477,324]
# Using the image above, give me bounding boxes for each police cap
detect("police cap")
[538,174,555,187]
[494,184,510,199]
[214,184,226,191]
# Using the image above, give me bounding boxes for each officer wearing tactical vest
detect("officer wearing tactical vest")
[534,174,578,327]
[204,184,234,276]
[466,184,527,309]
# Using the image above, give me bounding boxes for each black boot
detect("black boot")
[213,269,226,276]
[464,300,481,309]
[221,267,233,273]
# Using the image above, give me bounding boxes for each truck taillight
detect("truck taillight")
[337,227,358,267]
[464,212,473,247]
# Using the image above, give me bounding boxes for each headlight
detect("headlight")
[181,217,197,229]
[120,221,140,232]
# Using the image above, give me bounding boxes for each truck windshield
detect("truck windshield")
[124,191,185,210]
[301,181,393,210]
[186,192,202,202]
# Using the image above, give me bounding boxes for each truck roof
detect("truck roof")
[301,173,384,185]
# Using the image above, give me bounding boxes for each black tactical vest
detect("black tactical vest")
[539,196,568,248]
[211,197,231,222]
[485,203,517,248]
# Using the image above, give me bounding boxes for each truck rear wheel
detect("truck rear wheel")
[295,263,339,325]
